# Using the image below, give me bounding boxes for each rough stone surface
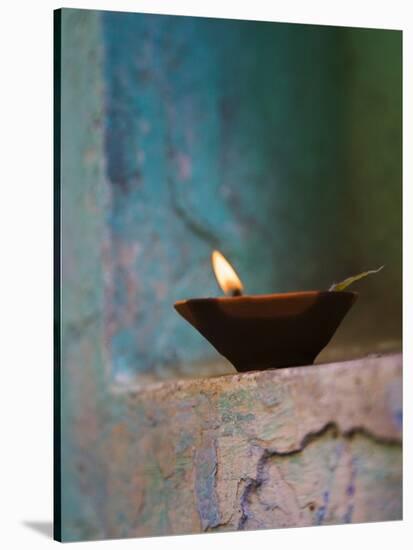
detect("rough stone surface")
[99,354,402,539]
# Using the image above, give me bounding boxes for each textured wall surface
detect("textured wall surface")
[59,9,109,539]
[56,8,403,542]
[60,351,402,541]
[100,12,402,381]
[105,354,402,538]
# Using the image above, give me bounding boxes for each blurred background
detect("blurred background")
[63,10,402,384]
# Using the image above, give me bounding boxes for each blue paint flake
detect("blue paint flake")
[316,491,329,525]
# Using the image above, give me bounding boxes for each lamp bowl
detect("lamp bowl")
[174,290,357,372]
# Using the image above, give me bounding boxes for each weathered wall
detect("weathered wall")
[100,12,402,381]
[57,8,402,542]
[59,9,109,540]
[63,353,402,540]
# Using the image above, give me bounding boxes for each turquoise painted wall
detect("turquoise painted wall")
[99,12,401,380]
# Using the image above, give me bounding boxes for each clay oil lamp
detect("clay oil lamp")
[174,251,382,373]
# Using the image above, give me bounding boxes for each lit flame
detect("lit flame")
[211,250,244,296]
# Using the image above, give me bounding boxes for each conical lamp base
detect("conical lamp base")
[174,291,357,372]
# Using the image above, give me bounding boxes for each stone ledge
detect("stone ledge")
[102,353,402,537]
